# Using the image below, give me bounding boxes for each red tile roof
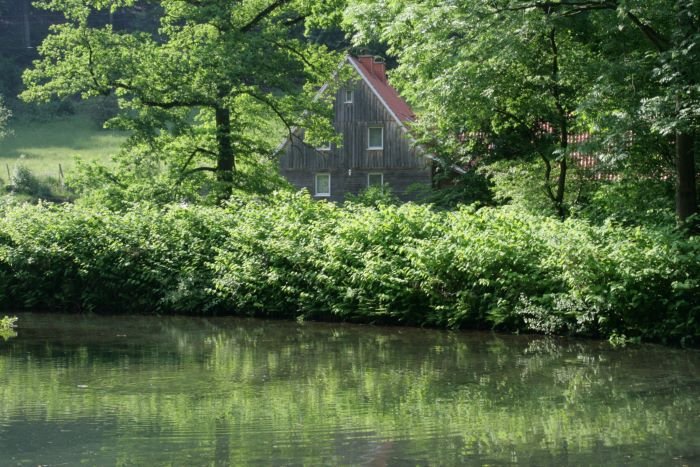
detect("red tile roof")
[348,56,415,124]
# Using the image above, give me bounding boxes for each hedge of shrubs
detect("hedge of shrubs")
[0,192,697,344]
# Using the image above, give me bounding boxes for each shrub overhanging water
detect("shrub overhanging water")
[0,192,697,344]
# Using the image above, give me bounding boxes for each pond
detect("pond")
[0,313,698,466]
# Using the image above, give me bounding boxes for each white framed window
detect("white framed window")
[368,173,383,188]
[344,89,353,104]
[316,142,331,151]
[368,127,384,150]
[315,173,331,197]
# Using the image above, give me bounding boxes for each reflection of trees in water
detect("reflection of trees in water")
[0,314,698,465]
[0,316,18,341]
[0,328,17,341]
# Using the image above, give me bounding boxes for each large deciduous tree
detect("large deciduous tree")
[346,0,604,218]
[611,0,700,224]
[345,0,699,224]
[575,0,699,225]
[22,0,343,199]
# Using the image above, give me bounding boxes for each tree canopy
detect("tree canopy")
[21,0,344,199]
[9,0,700,223]
[344,0,699,223]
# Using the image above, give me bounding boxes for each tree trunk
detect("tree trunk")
[214,105,234,196]
[23,0,31,49]
[675,131,697,223]
[553,107,569,219]
[623,7,698,227]
[555,158,567,219]
[549,25,568,219]
[674,1,699,227]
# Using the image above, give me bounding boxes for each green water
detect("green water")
[0,314,698,466]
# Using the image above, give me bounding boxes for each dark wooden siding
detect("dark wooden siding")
[282,168,431,203]
[279,70,431,201]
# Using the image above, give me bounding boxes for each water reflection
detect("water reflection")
[0,313,698,465]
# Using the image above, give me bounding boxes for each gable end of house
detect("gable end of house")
[278,55,436,202]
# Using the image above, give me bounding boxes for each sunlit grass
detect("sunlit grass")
[0,114,127,183]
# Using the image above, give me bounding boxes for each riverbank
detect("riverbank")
[0,192,697,345]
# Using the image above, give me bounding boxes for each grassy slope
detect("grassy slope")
[0,115,127,183]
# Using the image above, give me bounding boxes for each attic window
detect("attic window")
[316,142,331,151]
[344,89,353,103]
[368,127,384,150]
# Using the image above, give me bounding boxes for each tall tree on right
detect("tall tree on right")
[347,0,603,218]
[612,0,699,224]
[345,0,699,225]
[582,0,699,225]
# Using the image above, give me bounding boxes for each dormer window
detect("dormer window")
[344,89,353,104]
[368,127,384,150]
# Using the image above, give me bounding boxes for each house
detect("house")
[277,55,433,202]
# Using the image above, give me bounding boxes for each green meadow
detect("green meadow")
[0,114,127,183]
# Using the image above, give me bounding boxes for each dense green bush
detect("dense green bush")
[343,185,399,207]
[409,170,494,210]
[577,178,676,226]
[0,193,697,344]
[7,165,73,201]
[10,165,50,198]
[0,202,232,313]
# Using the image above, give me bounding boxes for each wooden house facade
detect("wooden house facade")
[278,56,432,202]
